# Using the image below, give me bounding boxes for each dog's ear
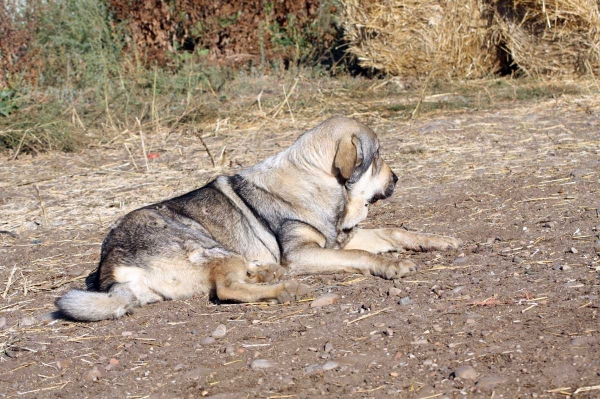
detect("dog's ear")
[334,134,363,181]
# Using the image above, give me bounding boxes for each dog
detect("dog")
[56,116,459,321]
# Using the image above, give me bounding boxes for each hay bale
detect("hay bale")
[341,0,498,79]
[491,0,600,77]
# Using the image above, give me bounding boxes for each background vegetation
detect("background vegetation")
[1,0,598,155]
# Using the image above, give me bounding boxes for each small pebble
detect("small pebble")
[66,267,85,277]
[19,317,37,327]
[56,359,72,370]
[452,256,470,266]
[388,287,402,296]
[398,297,413,306]
[121,331,133,337]
[432,324,443,332]
[512,256,523,264]
[211,324,227,339]
[282,376,294,385]
[191,329,199,335]
[304,363,321,373]
[85,366,102,381]
[225,344,235,356]
[569,247,578,254]
[324,342,333,353]
[37,312,57,323]
[477,375,508,391]
[250,359,275,370]
[0,317,6,330]
[452,286,465,295]
[560,265,572,271]
[411,339,428,345]
[390,372,399,377]
[570,336,599,346]
[23,221,39,231]
[453,365,478,380]
[322,361,339,371]
[200,337,216,345]
[310,293,339,308]
[173,363,186,371]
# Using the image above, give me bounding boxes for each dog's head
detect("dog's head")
[328,117,398,229]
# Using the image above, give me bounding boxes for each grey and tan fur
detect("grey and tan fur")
[57,117,459,321]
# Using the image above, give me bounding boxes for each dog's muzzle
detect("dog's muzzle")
[369,172,398,204]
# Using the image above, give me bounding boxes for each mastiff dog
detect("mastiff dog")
[57,117,459,321]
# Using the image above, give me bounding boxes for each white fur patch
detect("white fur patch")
[113,258,211,304]
[342,164,390,229]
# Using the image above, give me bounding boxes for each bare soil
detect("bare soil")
[1,93,599,398]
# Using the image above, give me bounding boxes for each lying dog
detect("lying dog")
[57,117,459,321]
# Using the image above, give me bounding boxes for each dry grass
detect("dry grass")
[341,0,600,79]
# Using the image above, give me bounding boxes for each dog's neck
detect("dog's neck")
[239,154,349,249]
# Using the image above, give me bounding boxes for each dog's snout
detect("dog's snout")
[392,172,398,185]
[384,183,395,198]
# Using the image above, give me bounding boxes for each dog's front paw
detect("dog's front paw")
[394,231,460,252]
[369,260,417,280]
[277,280,310,303]
[426,235,461,251]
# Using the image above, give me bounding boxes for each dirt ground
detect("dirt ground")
[1,91,599,399]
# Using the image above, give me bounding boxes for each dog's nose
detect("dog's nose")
[392,172,398,184]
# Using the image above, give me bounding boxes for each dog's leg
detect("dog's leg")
[212,256,309,303]
[286,246,417,279]
[344,228,460,253]
[282,224,416,279]
[216,280,310,303]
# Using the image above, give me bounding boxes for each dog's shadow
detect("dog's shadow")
[85,270,97,290]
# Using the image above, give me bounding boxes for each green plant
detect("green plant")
[34,0,122,90]
[0,90,18,117]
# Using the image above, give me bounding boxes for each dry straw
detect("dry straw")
[341,0,498,79]
[491,0,600,77]
[341,0,600,78]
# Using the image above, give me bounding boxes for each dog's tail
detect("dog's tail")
[56,285,136,321]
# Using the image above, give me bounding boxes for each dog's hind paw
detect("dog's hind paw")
[277,280,310,303]
[248,263,287,283]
